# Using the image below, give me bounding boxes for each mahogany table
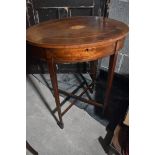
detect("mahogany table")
[27,16,129,129]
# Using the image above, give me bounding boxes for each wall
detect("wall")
[27,0,108,27]
[100,0,129,74]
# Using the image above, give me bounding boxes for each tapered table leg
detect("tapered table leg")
[48,59,64,129]
[90,60,98,91]
[103,53,118,112]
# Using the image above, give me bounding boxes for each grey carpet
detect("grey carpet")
[31,73,108,126]
[27,74,107,155]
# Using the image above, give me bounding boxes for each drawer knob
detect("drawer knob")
[85,48,92,52]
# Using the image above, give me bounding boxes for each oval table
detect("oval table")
[27,16,129,129]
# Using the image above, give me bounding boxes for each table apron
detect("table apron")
[29,38,125,63]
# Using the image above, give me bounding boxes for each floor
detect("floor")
[27,74,107,155]
[26,70,129,155]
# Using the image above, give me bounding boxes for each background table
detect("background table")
[27,16,129,129]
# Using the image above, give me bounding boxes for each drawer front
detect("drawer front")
[46,38,125,63]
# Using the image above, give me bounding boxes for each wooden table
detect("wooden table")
[27,16,129,129]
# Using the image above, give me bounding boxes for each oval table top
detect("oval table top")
[26,16,129,49]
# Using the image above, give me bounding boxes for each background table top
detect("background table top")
[26,16,128,49]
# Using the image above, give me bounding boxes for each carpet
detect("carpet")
[26,74,107,155]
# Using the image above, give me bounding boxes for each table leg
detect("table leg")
[48,59,64,129]
[90,60,98,91]
[104,53,118,112]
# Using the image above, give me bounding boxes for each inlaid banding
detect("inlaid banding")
[70,25,86,30]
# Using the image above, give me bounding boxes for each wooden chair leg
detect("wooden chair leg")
[48,59,64,129]
[104,53,118,111]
